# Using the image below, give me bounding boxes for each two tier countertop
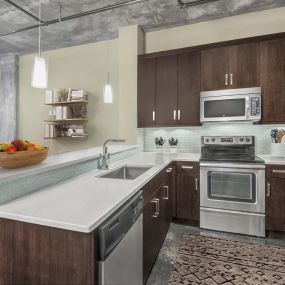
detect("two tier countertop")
[0,152,200,233]
[0,145,138,182]
[0,150,284,234]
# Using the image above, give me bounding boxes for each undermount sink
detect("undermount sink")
[98,165,153,180]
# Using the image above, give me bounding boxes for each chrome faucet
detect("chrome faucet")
[98,139,126,170]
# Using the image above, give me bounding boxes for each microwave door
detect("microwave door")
[201,96,248,122]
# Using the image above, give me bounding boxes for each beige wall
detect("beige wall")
[145,7,285,53]
[118,25,144,144]
[19,39,119,154]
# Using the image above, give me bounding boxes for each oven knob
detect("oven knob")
[211,138,215,142]
[240,138,244,142]
[205,138,209,143]
[246,138,250,142]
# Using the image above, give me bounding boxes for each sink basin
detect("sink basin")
[99,165,153,180]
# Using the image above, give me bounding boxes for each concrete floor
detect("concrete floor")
[146,223,285,285]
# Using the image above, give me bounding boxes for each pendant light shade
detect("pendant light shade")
[104,83,113,104]
[31,0,48,89]
[104,42,113,104]
[32,56,48,88]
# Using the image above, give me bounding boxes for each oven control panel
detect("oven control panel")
[202,136,253,145]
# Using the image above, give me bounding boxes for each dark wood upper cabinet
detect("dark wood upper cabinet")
[138,33,285,127]
[201,46,229,91]
[260,38,285,124]
[201,43,260,91]
[229,42,260,88]
[266,165,285,233]
[177,51,201,126]
[176,162,200,223]
[137,58,156,127]
[155,55,178,125]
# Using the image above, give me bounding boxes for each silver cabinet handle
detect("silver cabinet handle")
[230,73,233,85]
[182,165,193,170]
[178,110,181,121]
[225,74,228,86]
[152,111,155,121]
[195,178,198,192]
[266,183,271,197]
[173,110,176,121]
[273,170,285,174]
[151,198,159,218]
[162,186,169,200]
[166,167,172,173]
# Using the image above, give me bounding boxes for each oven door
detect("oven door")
[200,163,265,213]
[200,95,249,123]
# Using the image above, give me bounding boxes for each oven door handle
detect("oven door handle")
[200,162,265,169]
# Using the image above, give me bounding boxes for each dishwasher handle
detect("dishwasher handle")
[104,233,125,258]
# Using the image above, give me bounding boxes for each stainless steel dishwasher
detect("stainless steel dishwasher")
[98,191,143,285]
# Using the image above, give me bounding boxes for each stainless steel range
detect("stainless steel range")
[200,136,265,237]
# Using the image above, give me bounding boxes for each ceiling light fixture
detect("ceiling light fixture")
[177,0,218,8]
[31,0,48,89]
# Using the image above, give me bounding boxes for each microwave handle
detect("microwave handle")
[245,97,250,117]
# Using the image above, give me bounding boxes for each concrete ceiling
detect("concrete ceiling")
[0,0,285,56]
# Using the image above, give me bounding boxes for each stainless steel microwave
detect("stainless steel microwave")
[200,87,261,123]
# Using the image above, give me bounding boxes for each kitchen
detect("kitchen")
[0,1,285,285]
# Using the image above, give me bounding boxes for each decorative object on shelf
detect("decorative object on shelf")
[70,104,87,119]
[270,128,285,156]
[58,88,69,102]
[44,88,88,139]
[31,0,48,89]
[155,137,165,152]
[0,140,48,169]
[169,137,178,153]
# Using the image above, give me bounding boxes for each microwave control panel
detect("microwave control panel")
[251,97,261,116]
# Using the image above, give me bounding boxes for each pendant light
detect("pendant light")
[104,42,113,104]
[31,0,48,89]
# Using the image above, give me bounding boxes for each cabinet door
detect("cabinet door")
[155,55,178,125]
[137,58,156,127]
[266,167,285,232]
[260,38,285,123]
[143,188,162,284]
[229,42,260,89]
[177,52,201,126]
[201,47,229,91]
[176,162,200,223]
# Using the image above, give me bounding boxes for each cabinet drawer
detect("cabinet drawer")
[177,161,199,174]
[143,169,167,204]
[266,165,285,179]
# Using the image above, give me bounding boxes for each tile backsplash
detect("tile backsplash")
[141,123,285,154]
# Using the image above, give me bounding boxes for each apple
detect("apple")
[11,139,26,151]
[6,145,17,154]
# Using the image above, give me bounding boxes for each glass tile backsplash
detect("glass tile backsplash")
[141,123,285,154]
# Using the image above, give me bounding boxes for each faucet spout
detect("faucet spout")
[99,138,126,170]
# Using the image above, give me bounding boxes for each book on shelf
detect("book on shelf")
[45,90,53,104]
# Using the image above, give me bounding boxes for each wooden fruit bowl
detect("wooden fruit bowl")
[0,148,49,169]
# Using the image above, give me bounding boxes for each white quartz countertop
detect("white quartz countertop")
[258,154,285,165]
[0,145,138,182]
[0,152,200,233]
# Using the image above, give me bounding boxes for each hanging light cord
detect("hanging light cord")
[38,0,41,57]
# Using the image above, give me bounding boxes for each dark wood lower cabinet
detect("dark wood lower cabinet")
[266,165,285,234]
[0,161,199,285]
[0,219,98,285]
[143,165,173,284]
[176,162,200,223]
